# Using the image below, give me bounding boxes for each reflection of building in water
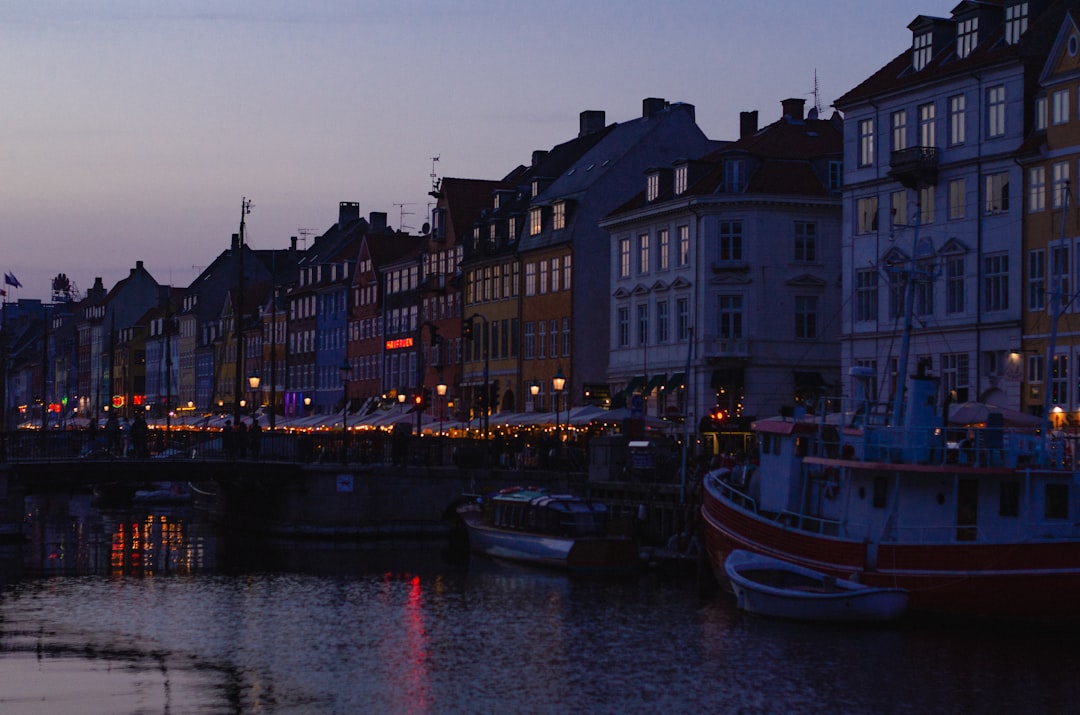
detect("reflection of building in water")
[22,494,211,575]
[110,513,205,575]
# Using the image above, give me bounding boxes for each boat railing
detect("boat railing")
[711,474,758,513]
[776,510,842,538]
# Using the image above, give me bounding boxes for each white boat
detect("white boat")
[724,550,909,623]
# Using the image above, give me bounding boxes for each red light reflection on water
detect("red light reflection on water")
[377,571,432,711]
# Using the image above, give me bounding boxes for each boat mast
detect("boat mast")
[1041,182,1071,438]
[891,198,924,427]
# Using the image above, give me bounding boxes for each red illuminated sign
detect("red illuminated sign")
[385,337,414,350]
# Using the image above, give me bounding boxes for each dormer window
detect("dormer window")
[1005,2,1028,45]
[647,173,660,201]
[674,165,688,195]
[913,31,932,71]
[957,17,978,59]
[553,201,566,230]
[529,207,543,236]
[723,160,746,192]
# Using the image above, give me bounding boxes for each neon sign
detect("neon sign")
[385,337,414,350]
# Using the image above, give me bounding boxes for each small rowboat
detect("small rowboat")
[724,550,909,623]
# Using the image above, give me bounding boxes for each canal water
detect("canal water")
[1,496,1078,714]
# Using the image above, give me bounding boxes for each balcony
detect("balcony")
[888,146,938,189]
[701,338,749,359]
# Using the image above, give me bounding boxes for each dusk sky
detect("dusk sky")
[4,1,930,302]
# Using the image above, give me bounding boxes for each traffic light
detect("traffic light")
[463,317,474,340]
[414,392,425,410]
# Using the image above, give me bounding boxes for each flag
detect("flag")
[0,288,6,297]
[4,272,20,288]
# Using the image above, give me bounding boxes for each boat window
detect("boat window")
[872,475,888,509]
[1045,483,1069,520]
[999,481,1020,517]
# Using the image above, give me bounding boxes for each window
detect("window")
[638,233,650,274]
[538,260,548,294]
[657,229,670,271]
[857,196,879,234]
[647,173,660,201]
[859,119,875,166]
[987,85,1006,138]
[1006,2,1028,45]
[657,300,669,343]
[676,297,690,340]
[549,319,557,358]
[856,269,878,322]
[619,238,631,279]
[1053,89,1070,125]
[552,202,566,230]
[1051,354,1069,407]
[1029,166,1046,213]
[563,255,571,290]
[983,253,1009,312]
[946,256,965,314]
[717,295,743,339]
[1052,161,1070,209]
[942,352,970,400]
[948,94,966,145]
[723,160,746,192]
[674,165,687,195]
[948,178,966,219]
[637,304,649,345]
[920,185,935,224]
[985,172,1009,214]
[525,262,536,296]
[828,161,843,191]
[915,263,934,316]
[794,221,817,262]
[529,207,542,235]
[718,221,743,261]
[891,190,908,228]
[1029,354,1044,385]
[677,225,690,266]
[918,103,935,147]
[957,16,978,58]
[892,110,908,152]
[795,296,818,339]
[1028,249,1046,311]
[1051,243,1069,306]
[562,317,570,357]
[1035,95,1048,131]
[550,258,559,292]
[537,320,546,358]
[617,308,629,348]
[913,31,932,71]
[889,271,905,320]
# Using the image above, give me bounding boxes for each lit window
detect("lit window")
[678,225,690,267]
[957,17,978,58]
[1052,161,1070,209]
[674,165,687,195]
[987,86,1006,138]
[553,202,566,230]
[948,94,966,145]
[913,31,932,71]
[619,238,631,278]
[859,119,874,166]
[647,173,660,201]
[1035,95,1048,131]
[1005,2,1028,45]
[918,103,935,147]
[948,178,965,220]
[1053,89,1070,125]
[1029,166,1046,213]
[638,233,650,274]
[856,196,879,234]
[658,229,669,271]
[892,110,907,152]
[529,207,542,235]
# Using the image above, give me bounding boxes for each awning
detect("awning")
[665,372,686,391]
[622,375,645,394]
[644,374,667,394]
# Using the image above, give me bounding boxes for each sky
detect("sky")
[3,1,936,302]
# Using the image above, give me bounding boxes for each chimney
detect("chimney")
[290,236,297,252]
[642,97,668,118]
[740,111,759,138]
[781,97,805,122]
[339,201,360,226]
[135,260,143,271]
[231,233,240,250]
[368,211,387,232]
[531,150,549,167]
[579,110,606,137]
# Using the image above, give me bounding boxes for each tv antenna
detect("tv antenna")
[809,69,825,118]
[394,203,415,233]
[297,228,317,250]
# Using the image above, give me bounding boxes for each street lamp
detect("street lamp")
[530,382,540,411]
[436,382,447,434]
[340,359,351,464]
[304,396,312,416]
[552,368,566,439]
[248,373,261,416]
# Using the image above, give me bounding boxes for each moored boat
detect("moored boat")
[701,363,1080,623]
[458,487,640,574]
[724,549,909,623]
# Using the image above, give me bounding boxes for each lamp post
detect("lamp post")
[436,382,447,435]
[248,373,261,416]
[552,368,566,440]
[398,392,406,413]
[530,382,540,411]
[340,359,351,463]
[304,395,311,416]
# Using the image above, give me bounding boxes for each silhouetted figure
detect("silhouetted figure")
[105,412,121,456]
[131,413,149,458]
[249,417,262,460]
[222,420,235,460]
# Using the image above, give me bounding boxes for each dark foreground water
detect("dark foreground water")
[2,498,1079,714]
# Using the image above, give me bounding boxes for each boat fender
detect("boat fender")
[823,468,839,499]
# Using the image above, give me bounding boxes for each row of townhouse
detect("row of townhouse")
[837,0,1080,424]
[3,95,848,434]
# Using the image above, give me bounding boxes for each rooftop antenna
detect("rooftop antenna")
[430,155,441,195]
[809,69,825,119]
[296,229,316,250]
[394,203,415,233]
